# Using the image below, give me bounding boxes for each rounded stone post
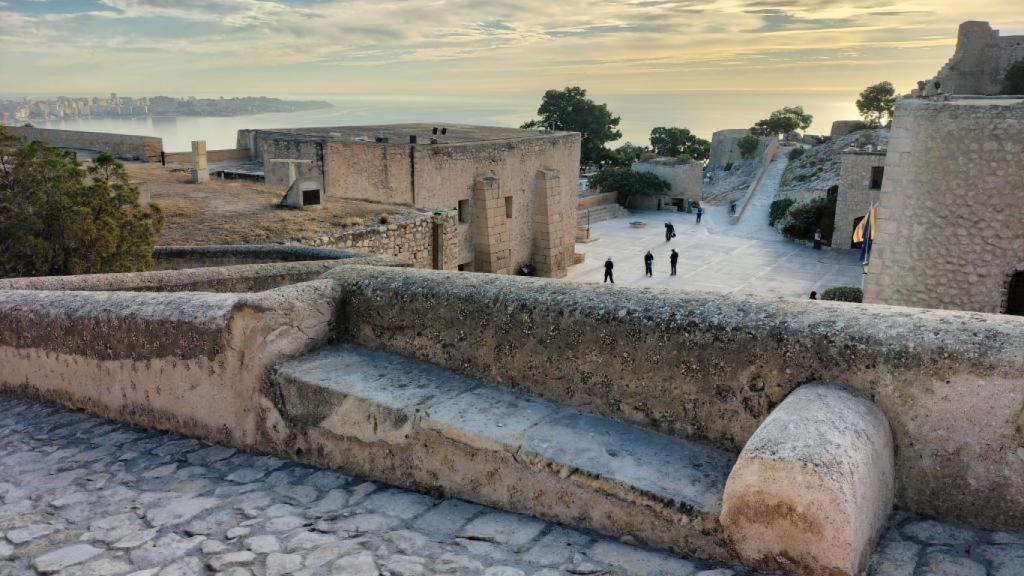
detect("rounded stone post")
[720,382,895,576]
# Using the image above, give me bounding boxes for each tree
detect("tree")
[1006,59,1024,94]
[0,128,164,278]
[856,81,898,126]
[737,134,760,158]
[648,127,711,161]
[751,106,814,137]
[521,87,621,166]
[588,167,670,208]
[607,142,651,167]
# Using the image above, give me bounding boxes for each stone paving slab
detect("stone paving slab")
[0,394,1021,575]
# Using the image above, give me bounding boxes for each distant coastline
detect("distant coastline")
[0,95,333,124]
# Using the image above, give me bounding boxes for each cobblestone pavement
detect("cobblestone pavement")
[1,394,1022,576]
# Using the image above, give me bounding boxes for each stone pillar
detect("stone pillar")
[431,209,459,271]
[720,382,895,576]
[533,169,567,278]
[472,176,511,274]
[190,140,208,183]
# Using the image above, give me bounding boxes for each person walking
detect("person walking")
[604,257,614,284]
[670,249,679,276]
[696,205,704,224]
[644,251,654,277]
[664,222,676,242]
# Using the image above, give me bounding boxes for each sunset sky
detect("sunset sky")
[1,0,1022,97]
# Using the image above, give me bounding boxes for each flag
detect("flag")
[858,204,878,264]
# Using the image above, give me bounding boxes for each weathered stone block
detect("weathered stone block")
[720,382,894,576]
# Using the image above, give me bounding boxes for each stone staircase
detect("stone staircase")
[576,202,629,227]
[272,344,738,562]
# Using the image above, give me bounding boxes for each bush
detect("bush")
[781,196,836,241]
[589,167,670,208]
[788,147,805,161]
[821,286,863,303]
[769,198,796,226]
[379,212,390,224]
[723,162,733,172]
[0,131,163,278]
[737,134,759,158]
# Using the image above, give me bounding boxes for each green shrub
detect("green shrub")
[821,286,863,303]
[723,162,733,172]
[589,166,670,208]
[1006,59,1024,94]
[788,147,805,161]
[769,198,795,226]
[737,134,759,158]
[781,196,836,241]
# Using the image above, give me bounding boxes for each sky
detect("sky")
[1,0,1022,98]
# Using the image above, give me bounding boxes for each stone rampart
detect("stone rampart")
[4,126,162,162]
[830,120,870,138]
[162,148,250,164]
[915,21,1024,97]
[325,265,1024,531]
[864,99,1024,312]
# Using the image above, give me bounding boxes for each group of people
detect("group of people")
[601,213,704,284]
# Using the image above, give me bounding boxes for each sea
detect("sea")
[21,92,861,153]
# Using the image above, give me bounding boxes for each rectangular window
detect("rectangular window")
[870,166,885,190]
[504,196,513,219]
[458,199,470,224]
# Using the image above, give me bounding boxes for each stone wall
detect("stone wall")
[831,150,887,249]
[325,265,1024,531]
[864,99,1024,313]
[831,120,870,138]
[632,159,702,206]
[709,129,751,170]
[298,211,460,271]
[253,129,580,277]
[162,148,250,164]
[4,126,162,162]
[914,21,1024,97]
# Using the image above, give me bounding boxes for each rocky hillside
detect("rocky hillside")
[701,156,761,204]
[776,129,889,203]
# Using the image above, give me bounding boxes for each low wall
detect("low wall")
[0,280,340,448]
[299,211,460,271]
[162,148,250,164]
[578,192,618,209]
[325,266,1024,531]
[5,126,162,162]
[153,245,372,270]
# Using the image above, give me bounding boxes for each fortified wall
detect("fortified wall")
[1,260,1023,576]
[864,99,1024,313]
[3,126,163,162]
[631,157,702,209]
[914,21,1024,97]
[245,124,581,277]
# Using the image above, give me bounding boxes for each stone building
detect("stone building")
[631,157,702,209]
[239,124,580,277]
[913,21,1024,97]
[831,148,887,249]
[708,129,751,170]
[863,98,1024,314]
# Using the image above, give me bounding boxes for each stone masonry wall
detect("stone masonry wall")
[326,265,1024,531]
[5,126,163,162]
[832,151,886,249]
[864,99,1024,312]
[915,21,1024,96]
[632,160,703,206]
[299,211,460,271]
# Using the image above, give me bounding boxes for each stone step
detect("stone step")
[577,203,629,226]
[271,344,738,563]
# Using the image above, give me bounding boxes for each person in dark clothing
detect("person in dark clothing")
[696,205,704,224]
[809,291,818,300]
[644,251,654,277]
[664,222,676,242]
[604,258,614,283]
[670,249,679,276]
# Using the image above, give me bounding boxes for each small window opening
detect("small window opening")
[870,166,885,190]
[458,199,470,224]
[504,196,513,219]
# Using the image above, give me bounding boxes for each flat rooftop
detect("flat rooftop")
[252,123,573,145]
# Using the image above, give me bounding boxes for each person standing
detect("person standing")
[644,251,654,277]
[604,257,614,283]
[664,222,676,242]
[670,249,679,276]
[696,205,704,224]
[813,229,822,250]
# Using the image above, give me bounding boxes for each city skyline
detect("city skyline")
[1,1,1023,97]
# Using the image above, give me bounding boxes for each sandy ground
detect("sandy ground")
[125,162,416,246]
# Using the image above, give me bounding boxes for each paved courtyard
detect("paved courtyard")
[568,206,863,300]
[1,394,1022,576]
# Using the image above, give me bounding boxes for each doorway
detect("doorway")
[1005,270,1024,316]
